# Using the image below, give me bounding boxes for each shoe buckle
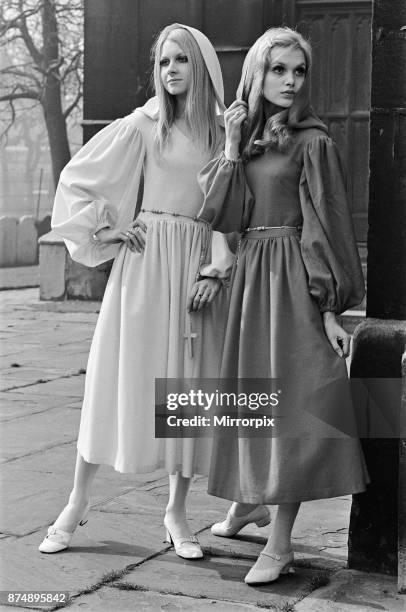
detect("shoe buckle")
[189,535,199,544]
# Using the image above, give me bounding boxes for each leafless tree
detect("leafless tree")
[0,0,83,186]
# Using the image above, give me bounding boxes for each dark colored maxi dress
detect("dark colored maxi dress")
[198,123,369,504]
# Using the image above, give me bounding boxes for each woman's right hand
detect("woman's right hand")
[224,99,248,160]
[95,219,147,253]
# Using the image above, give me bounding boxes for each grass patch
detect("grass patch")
[306,571,330,593]
[113,582,148,592]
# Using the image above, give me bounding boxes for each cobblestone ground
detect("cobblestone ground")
[0,289,403,611]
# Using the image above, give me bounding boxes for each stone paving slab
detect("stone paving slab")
[1,445,170,535]
[0,405,80,462]
[0,351,89,375]
[115,552,330,610]
[3,375,85,397]
[294,569,406,611]
[1,369,70,390]
[110,480,230,521]
[0,512,171,595]
[110,483,349,572]
[0,441,165,481]
[1,366,87,390]
[2,328,93,348]
[0,603,29,612]
[198,497,349,568]
[0,340,27,358]
[97,491,229,549]
[0,288,101,312]
[0,288,384,612]
[69,585,263,611]
[0,391,71,421]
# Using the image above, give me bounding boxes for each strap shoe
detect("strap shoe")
[38,502,90,553]
[244,550,294,584]
[164,517,203,559]
[211,505,271,537]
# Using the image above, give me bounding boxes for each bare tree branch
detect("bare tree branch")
[60,49,81,80]
[0,99,16,140]
[0,89,40,101]
[0,66,42,89]
[0,5,42,36]
[15,0,44,66]
[1,0,83,183]
[63,87,82,119]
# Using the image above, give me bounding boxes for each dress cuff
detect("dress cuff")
[221,151,242,164]
[319,303,338,314]
[91,205,117,241]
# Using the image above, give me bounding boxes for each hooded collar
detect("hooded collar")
[138,23,225,121]
[286,77,328,132]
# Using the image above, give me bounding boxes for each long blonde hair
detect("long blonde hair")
[152,24,221,155]
[238,27,312,159]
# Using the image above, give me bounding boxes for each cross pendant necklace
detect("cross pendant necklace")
[183,315,198,359]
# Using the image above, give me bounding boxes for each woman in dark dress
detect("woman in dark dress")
[198,27,368,585]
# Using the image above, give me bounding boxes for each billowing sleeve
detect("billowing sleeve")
[299,136,365,314]
[51,115,145,267]
[198,153,254,233]
[199,230,235,279]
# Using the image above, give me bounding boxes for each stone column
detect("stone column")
[348,0,406,587]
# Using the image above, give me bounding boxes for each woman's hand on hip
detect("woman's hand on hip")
[187,278,222,313]
[322,312,350,358]
[224,99,247,160]
[95,220,147,253]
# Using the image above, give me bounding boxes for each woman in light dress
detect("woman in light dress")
[198,27,369,583]
[39,24,233,559]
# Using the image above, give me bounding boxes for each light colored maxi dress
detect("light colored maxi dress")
[52,105,233,476]
[198,125,369,503]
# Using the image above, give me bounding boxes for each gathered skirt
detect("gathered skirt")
[77,212,228,475]
[208,228,369,503]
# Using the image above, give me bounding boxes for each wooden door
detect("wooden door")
[134,0,282,106]
[84,0,287,122]
[295,0,372,242]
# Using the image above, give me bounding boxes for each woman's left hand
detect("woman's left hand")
[323,311,350,358]
[187,278,222,312]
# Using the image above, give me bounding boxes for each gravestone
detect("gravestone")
[39,230,112,300]
[0,216,18,267]
[16,216,38,265]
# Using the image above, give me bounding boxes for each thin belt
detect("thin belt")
[140,208,207,224]
[242,225,301,240]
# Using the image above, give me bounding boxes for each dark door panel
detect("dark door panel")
[297,0,372,242]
